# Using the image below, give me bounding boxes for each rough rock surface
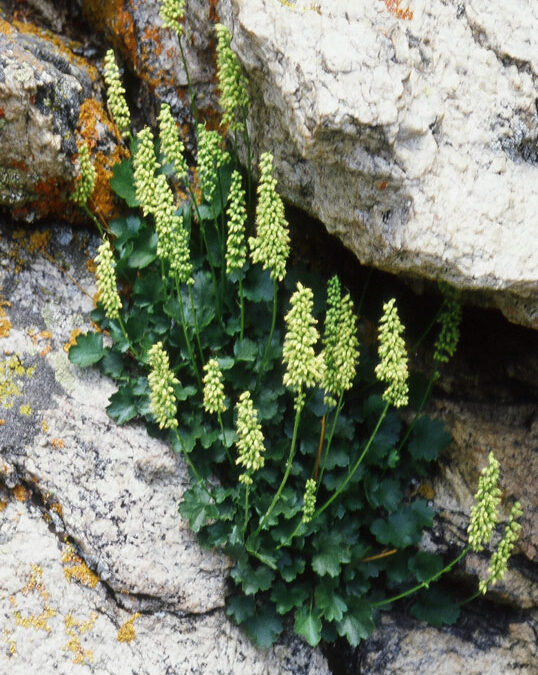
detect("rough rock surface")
[0,222,329,673]
[0,10,121,222]
[219,0,538,328]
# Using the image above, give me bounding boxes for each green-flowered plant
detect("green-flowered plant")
[69,11,523,650]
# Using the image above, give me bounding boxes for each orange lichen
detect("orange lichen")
[377,180,388,191]
[51,502,63,517]
[64,612,97,665]
[0,498,7,511]
[50,438,65,450]
[384,0,413,20]
[0,17,14,35]
[0,306,11,338]
[62,546,100,589]
[64,328,83,353]
[40,344,52,358]
[14,564,56,633]
[0,419,5,426]
[13,485,27,502]
[86,257,97,275]
[117,612,141,643]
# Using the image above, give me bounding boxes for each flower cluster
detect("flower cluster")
[434,283,462,364]
[283,282,325,409]
[71,143,96,207]
[203,359,226,415]
[226,170,247,274]
[467,452,502,552]
[375,298,409,408]
[479,501,523,594]
[103,49,131,137]
[302,478,317,524]
[215,23,250,132]
[322,276,359,407]
[160,0,186,37]
[153,174,192,284]
[235,391,265,485]
[133,127,160,216]
[249,152,290,282]
[196,124,230,202]
[158,103,188,181]
[147,341,179,430]
[95,238,122,320]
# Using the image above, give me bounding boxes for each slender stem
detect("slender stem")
[372,546,470,608]
[460,589,481,607]
[238,275,245,341]
[412,309,442,354]
[187,285,204,363]
[243,483,250,535]
[317,393,344,490]
[83,204,104,238]
[255,400,303,536]
[117,314,140,361]
[313,413,326,482]
[174,429,212,497]
[395,372,437,456]
[217,410,233,465]
[255,278,278,391]
[277,516,304,550]
[176,279,202,391]
[177,35,198,126]
[313,401,390,521]
[241,108,252,216]
[245,544,278,571]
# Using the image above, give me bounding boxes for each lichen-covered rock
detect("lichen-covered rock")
[0,15,122,222]
[0,221,329,673]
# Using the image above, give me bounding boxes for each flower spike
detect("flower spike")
[147,342,179,430]
[226,170,247,274]
[133,127,160,216]
[196,124,230,203]
[158,103,188,181]
[103,49,131,138]
[235,391,265,485]
[479,501,523,594]
[71,143,96,207]
[375,298,409,408]
[434,283,462,364]
[203,359,226,415]
[215,23,250,132]
[467,452,502,552]
[95,238,122,320]
[160,0,186,37]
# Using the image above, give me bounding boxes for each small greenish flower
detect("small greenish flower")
[434,283,462,364]
[95,238,122,320]
[158,103,188,181]
[71,143,96,207]
[215,23,250,132]
[479,501,523,594]
[103,49,131,137]
[133,127,160,216]
[302,478,317,524]
[467,452,502,552]
[153,174,193,284]
[249,152,290,283]
[375,298,409,408]
[322,275,360,407]
[160,0,186,37]
[196,123,230,202]
[235,391,265,485]
[283,282,325,409]
[203,359,226,415]
[147,341,179,430]
[226,170,247,274]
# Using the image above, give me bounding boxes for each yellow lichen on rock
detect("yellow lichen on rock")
[64,611,97,665]
[117,612,141,643]
[14,564,57,634]
[62,545,100,589]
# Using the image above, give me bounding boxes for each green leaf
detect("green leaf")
[68,332,105,367]
[110,158,139,207]
[312,534,351,578]
[233,562,275,595]
[233,338,258,362]
[179,486,218,533]
[278,552,306,583]
[408,551,444,583]
[336,599,374,646]
[364,475,403,512]
[100,348,125,378]
[370,500,434,549]
[315,583,347,622]
[226,594,255,624]
[271,582,309,615]
[410,588,460,627]
[126,227,158,269]
[408,416,452,462]
[244,605,283,648]
[106,386,138,425]
[133,272,164,308]
[243,267,274,303]
[295,607,322,647]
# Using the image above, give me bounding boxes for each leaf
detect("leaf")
[106,386,138,425]
[408,551,444,583]
[408,416,452,463]
[243,266,274,303]
[233,338,258,362]
[312,534,351,578]
[226,594,255,624]
[110,158,139,207]
[237,563,275,596]
[68,332,105,367]
[315,583,347,622]
[336,599,374,646]
[100,348,125,378]
[295,607,322,647]
[278,552,306,583]
[370,500,434,549]
[133,272,164,308]
[179,486,218,533]
[410,588,460,627]
[364,474,403,512]
[126,227,158,269]
[271,582,309,615]
[244,605,283,648]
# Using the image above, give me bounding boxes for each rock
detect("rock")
[0,221,329,673]
[0,12,122,222]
